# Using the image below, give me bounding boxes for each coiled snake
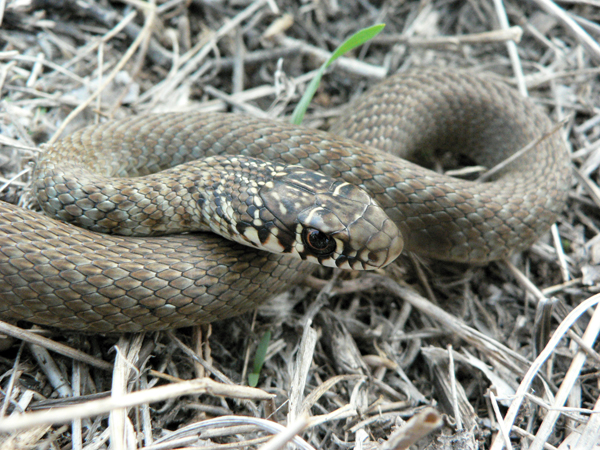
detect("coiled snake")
[0,70,571,333]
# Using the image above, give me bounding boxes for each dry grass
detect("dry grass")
[0,0,600,449]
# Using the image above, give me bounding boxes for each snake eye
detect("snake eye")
[302,228,337,256]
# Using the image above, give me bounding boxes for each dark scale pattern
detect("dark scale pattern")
[0,69,571,331]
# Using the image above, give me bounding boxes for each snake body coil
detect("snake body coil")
[0,70,571,332]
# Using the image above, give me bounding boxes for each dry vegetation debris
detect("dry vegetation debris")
[0,0,600,449]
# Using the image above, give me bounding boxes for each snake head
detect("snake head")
[256,166,403,270]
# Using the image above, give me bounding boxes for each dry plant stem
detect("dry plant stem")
[523,392,593,422]
[307,404,358,428]
[300,375,364,417]
[139,375,153,448]
[448,346,461,431]
[62,10,138,74]
[0,167,31,194]
[551,224,570,282]
[0,379,273,432]
[47,4,156,145]
[110,335,144,450]
[490,391,513,450]
[95,43,104,122]
[192,326,205,380]
[380,279,531,373]
[147,0,272,108]
[489,293,600,450]
[233,28,245,99]
[0,341,23,417]
[71,360,82,450]
[372,26,522,47]
[0,321,181,384]
[0,320,113,371]
[194,82,297,113]
[150,416,315,450]
[3,54,86,84]
[26,53,43,87]
[142,435,199,450]
[410,253,437,303]
[564,329,600,365]
[287,279,341,422]
[511,426,557,450]
[382,407,443,450]
[574,169,600,208]
[152,435,274,450]
[0,133,40,153]
[503,260,546,303]
[576,393,600,450]
[166,331,233,385]
[72,0,170,67]
[529,301,600,450]
[0,0,5,26]
[107,10,152,115]
[203,85,270,118]
[257,415,310,450]
[522,65,587,90]
[29,343,72,397]
[492,0,527,96]
[203,47,301,71]
[529,0,600,62]
[287,323,318,423]
[157,424,262,442]
[420,347,476,429]
[275,36,387,79]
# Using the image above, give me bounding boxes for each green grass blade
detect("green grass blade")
[248,330,271,387]
[290,24,385,125]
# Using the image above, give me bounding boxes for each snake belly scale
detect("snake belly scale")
[0,70,571,333]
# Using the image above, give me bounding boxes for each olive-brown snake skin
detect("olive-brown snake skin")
[0,70,571,333]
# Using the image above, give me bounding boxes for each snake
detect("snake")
[0,69,571,333]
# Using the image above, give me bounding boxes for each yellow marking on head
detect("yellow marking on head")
[337,260,352,270]
[288,180,315,191]
[226,205,235,219]
[243,227,261,246]
[300,207,318,226]
[332,182,351,197]
[261,233,286,253]
[295,225,304,244]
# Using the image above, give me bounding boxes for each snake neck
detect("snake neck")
[33,153,402,269]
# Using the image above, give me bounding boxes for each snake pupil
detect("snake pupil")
[302,228,336,256]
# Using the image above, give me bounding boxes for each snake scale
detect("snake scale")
[0,70,571,333]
